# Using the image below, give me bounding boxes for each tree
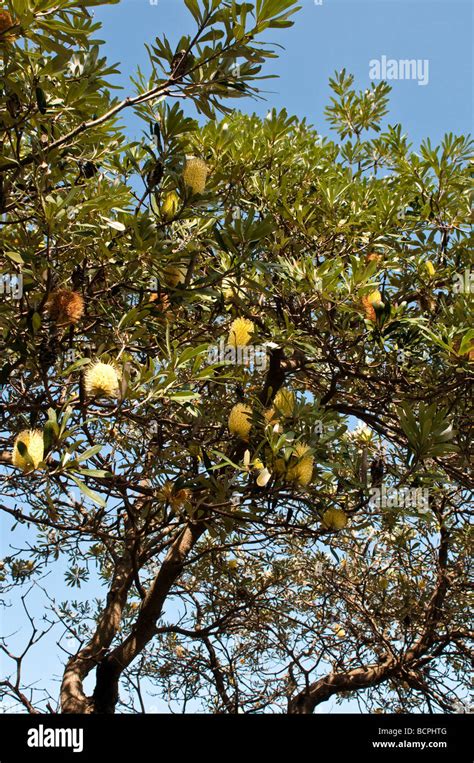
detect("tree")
[0,0,472,715]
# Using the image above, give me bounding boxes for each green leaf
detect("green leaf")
[458,330,474,355]
[77,444,103,463]
[43,420,59,452]
[184,0,201,23]
[4,251,24,264]
[69,475,106,508]
[31,312,42,332]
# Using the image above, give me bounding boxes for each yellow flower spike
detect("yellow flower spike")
[183,157,208,194]
[227,317,255,348]
[253,458,264,471]
[228,403,252,440]
[322,508,348,530]
[12,429,44,472]
[273,458,287,477]
[367,289,383,307]
[273,388,295,418]
[84,361,120,398]
[286,442,314,487]
[425,261,435,278]
[161,190,180,220]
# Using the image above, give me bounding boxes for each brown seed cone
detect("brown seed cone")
[0,10,16,41]
[46,289,84,325]
[149,292,175,323]
[366,252,383,264]
[361,295,376,321]
[0,10,13,33]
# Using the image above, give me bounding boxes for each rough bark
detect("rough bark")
[60,559,135,713]
[60,520,206,713]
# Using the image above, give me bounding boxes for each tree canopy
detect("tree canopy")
[0,0,472,715]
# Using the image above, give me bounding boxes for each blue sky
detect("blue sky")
[94,0,473,146]
[1,0,472,715]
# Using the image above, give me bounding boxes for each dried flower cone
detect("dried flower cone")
[227,317,254,347]
[228,403,252,440]
[12,429,44,472]
[84,361,120,398]
[0,10,16,41]
[362,290,382,321]
[183,158,208,194]
[366,252,383,264]
[0,10,12,31]
[47,289,84,325]
[149,292,174,323]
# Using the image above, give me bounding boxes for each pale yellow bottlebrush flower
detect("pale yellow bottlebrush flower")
[183,157,208,194]
[228,403,252,440]
[256,467,272,487]
[322,508,348,530]
[287,442,314,486]
[273,388,295,418]
[227,317,255,348]
[84,361,120,398]
[12,429,44,472]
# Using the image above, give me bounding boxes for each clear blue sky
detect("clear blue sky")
[94,0,473,145]
[1,0,472,714]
